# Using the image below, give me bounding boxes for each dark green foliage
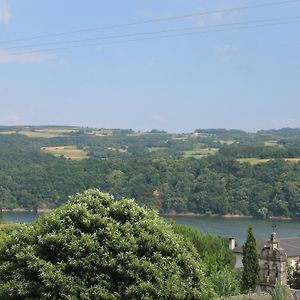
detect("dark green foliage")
[171,223,240,297]
[241,226,260,293]
[0,189,216,299]
[171,223,236,272]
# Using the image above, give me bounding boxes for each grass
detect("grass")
[41,146,88,160]
[238,157,300,165]
[183,147,219,159]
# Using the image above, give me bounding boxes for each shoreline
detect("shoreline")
[2,208,52,213]
[161,212,294,220]
[161,212,253,219]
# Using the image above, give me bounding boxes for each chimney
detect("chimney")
[228,237,235,250]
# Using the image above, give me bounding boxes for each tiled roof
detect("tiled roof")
[233,237,300,258]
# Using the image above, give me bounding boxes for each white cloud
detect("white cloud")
[0,49,64,64]
[0,0,11,24]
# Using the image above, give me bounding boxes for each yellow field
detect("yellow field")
[41,146,88,160]
[0,130,17,135]
[237,158,271,165]
[238,157,300,165]
[284,158,300,163]
[172,135,189,141]
[264,140,282,147]
[18,128,79,138]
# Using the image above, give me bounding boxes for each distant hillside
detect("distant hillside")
[1,125,300,218]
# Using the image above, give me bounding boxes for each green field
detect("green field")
[183,147,219,158]
[41,146,88,160]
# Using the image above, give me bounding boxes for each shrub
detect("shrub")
[0,189,215,299]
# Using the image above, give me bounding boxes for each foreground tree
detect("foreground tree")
[0,189,215,299]
[241,226,260,293]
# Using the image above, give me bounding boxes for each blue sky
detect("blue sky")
[0,0,299,132]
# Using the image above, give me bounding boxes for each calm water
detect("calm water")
[3,212,300,244]
[164,215,300,244]
[2,211,44,223]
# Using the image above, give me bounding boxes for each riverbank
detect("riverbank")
[161,212,294,220]
[162,213,253,219]
[2,208,52,213]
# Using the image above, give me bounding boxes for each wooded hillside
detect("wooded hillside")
[1,126,300,217]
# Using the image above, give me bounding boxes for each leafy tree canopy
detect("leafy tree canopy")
[0,189,215,299]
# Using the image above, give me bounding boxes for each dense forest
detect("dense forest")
[1,126,300,217]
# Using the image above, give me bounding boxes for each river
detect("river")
[3,212,300,244]
[164,216,300,244]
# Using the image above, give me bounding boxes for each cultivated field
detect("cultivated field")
[183,147,219,158]
[148,147,165,152]
[0,130,17,135]
[264,140,282,147]
[238,157,300,165]
[41,146,88,160]
[19,128,79,138]
[218,139,236,145]
[0,127,80,138]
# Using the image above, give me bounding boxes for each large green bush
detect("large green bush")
[0,189,215,299]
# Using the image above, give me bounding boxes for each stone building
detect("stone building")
[232,235,300,271]
[258,230,287,287]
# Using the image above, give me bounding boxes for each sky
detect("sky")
[0,0,300,133]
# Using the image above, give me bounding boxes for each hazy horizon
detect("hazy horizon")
[1,123,300,135]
